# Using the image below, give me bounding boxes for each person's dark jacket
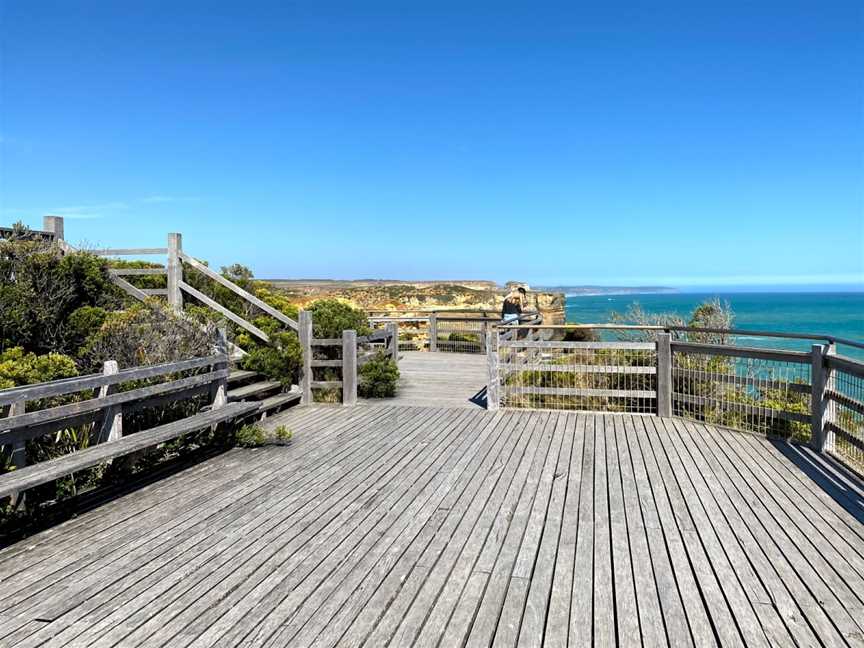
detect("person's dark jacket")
[502,296,522,317]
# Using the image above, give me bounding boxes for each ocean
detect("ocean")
[565,292,864,359]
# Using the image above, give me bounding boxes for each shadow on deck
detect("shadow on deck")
[1,405,863,647]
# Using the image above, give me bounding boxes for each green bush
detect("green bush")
[358,352,400,398]
[233,423,293,447]
[240,331,302,386]
[234,424,267,448]
[67,305,108,352]
[0,347,78,390]
[308,299,371,338]
[274,425,293,442]
[80,302,216,370]
[0,241,124,355]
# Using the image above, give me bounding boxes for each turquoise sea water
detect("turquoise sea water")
[565,292,864,358]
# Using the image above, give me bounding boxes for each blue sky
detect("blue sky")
[1,1,862,288]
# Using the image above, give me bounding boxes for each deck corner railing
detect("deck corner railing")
[487,323,864,472]
[298,311,398,406]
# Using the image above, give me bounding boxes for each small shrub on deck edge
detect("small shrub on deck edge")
[358,352,400,398]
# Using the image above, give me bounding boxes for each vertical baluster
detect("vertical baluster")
[97,360,123,443]
[342,330,357,406]
[299,311,313,405]
[656,333,673,418]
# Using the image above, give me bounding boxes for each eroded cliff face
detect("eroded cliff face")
[267,280,566,324]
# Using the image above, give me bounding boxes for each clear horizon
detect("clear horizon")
[1,2,862,286]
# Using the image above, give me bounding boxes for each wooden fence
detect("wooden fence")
[27,216,298,358]
[488,323,864,470]
[368,311,541,354]
[299,312,398,405]
[0,331,258,505]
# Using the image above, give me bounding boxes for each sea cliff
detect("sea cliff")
[266,279,566,323]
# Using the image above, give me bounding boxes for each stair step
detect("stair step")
[258,391,301,414]
[228,381,282,401]
[228,369,258,384]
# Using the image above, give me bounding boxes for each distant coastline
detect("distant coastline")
[537,286,676,297]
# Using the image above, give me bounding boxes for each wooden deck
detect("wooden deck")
[376,351,489,409]
[1,405,864,647]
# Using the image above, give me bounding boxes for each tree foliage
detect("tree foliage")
[80,301,216,370]
[0,241,125,355]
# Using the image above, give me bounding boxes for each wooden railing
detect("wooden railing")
[369,311,542,354]
[0,331,259,505]
[298,311,398,406]
[488,323,864,470]
[26,215,298,358]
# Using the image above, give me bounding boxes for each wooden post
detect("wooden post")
[167,232,183,311]
[43,215,64,241]
[210,327,229,410]
[486,328,499,411]
[96,360,123,443]
[299,310,313,405]
[656,333,673,418]
[481,321,489,354]
[810,343,834,452]
[6,400,26,508]
[387,322,399,362]
[342,330,357,406]
[429,313,438,352]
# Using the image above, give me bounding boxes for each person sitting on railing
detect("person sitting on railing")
[501,286,527,325]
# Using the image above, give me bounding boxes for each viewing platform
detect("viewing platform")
[1,405,863,647]
[2,218,864,647]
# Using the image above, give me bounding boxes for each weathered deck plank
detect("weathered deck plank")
[375,351,489,409]
[2,406,864,648]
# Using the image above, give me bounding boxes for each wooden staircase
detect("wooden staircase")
[227,368,301,419]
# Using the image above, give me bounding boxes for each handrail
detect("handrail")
[0,347,246,504]
[43,230,248,358]
[56,225,295,354]
[179,252,298,331]
[0,354,224,405]
[499,322,864,351]
[488,326,864,471]
[90,247,168,256]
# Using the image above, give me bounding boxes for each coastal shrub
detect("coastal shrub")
[234,424,268,448]
[0,348,107,517]
[562,328,600,342]
[0,347,79,390]
[105,259,167,291]
[358,352,400,398]
[240,331,302,386]
[233,423,293,447]
[273,425,293,443]
[0,240,123,355]
[302,300,373,402]
[80,301,216,370]
[308,299,371,338]
[66,306,108,352]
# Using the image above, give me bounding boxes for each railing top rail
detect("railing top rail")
[369,310,541,322]
[671,340,813,364]
[88,247,169,256]
[180,251,298,331]
[370,315,500,323]
[498,322,864,351]
[0,354,225,406]
[0,226,56,241]
[827,353,864,378]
